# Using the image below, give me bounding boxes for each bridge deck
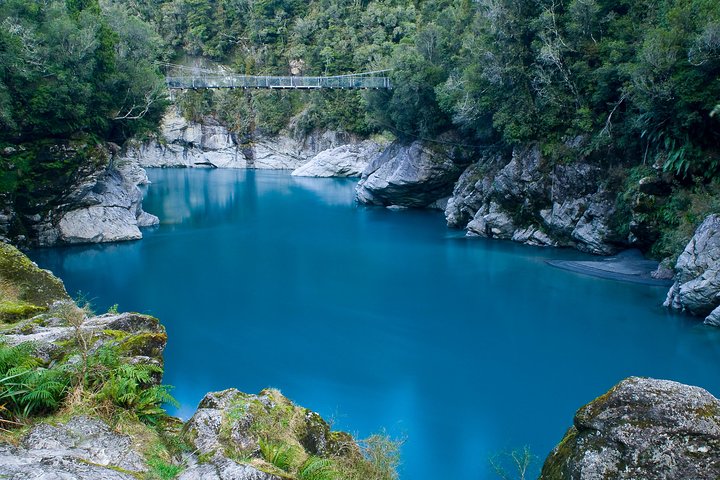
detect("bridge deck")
[166,74,392,90]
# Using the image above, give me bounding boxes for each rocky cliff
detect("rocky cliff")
[0,141,157,247]
[665,214,720,325]
[355,139,626,254]
[541,377,720,480]
[122,110,373,171]
[356,138,473,208]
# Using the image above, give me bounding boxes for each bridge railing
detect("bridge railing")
[165,74,392,90]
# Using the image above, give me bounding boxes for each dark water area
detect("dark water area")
[31,169,720,480]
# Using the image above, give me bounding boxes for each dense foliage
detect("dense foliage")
[0,0,166,144]
[123,0,719,178]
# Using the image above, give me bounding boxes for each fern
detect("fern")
[0,342,71,419]
[259,439,299,472]
[86,346,176,425]
[299,456,339,480]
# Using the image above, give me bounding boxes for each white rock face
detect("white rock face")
[59,207,142,243]
[665,214,720,324]
[445,144,621,255]
[292,140,382,177]
[123,110,361,170]
[50,168,158,246]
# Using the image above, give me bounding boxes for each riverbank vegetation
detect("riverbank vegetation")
[1,0,718,258]
[143,0,719,258]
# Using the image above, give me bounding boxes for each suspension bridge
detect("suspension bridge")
[165,69,392,91]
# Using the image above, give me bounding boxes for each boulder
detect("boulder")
[292,140,382,177]
[2,309,167,370]
[664,214,720,323]
[356,140,469,207]
[183,388,361,477]
[541,377,720,480]
[0,242,69,322]
[0,416,147,480]
[53,168,158,245]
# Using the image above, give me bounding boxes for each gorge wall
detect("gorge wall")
[0,141,157,248]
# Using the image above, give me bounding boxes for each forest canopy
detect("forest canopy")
[0,0,718,177]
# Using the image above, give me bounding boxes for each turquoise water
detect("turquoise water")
[31,169,720,479]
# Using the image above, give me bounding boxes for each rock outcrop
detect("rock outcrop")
[0,242,69,322]
[1,141,157,247]
[540,377,720,480]
[355,140,472,207]
[181,387,360,479]
[664,214,720,325]
[0,416,148,480]
[0,242,166,368]
[123,110,362,171]
[51,167,158,245]
[292,140,383,177]
[445,144,624,255]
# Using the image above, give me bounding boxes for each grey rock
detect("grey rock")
[705,305,720,326]
[179,458,281,480]
[445,161,493,228]
[356,140,467,207]
[2,310,166,369]
[0,416,146,480]
[444,144,622,254]
[52,168,158,245]
[123,110,361,170]
[184,389,258,458]
[664,214,720,319]
[540,377,720,480]
[292,140,382,177]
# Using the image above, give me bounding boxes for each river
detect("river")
[30,169,720,479]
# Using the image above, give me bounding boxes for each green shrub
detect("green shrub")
[87,347,177,425]
[0,342,72,420]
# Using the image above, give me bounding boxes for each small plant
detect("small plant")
[299,456,339,480]
[107,304,119,314]
[0,341,71,421]
[147,456,184,480]
[87,347,177,425]
[490,446,538,480]
[259,439,300,472]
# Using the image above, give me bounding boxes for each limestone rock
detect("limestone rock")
[705,305,720,326]
[292,140,382,177]
[52,168,158,245]
[664,214,720,321]
[179,457,282,480]
[2,310,167,370]
[356,140,469,207]
[0,416,147,480]
[123,110,361,170]
[444,143,623,254]
[183,388,361,477]
[0,242,69,322]
[540,377,720,480]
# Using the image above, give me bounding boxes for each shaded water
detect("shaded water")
[31,169,720,480]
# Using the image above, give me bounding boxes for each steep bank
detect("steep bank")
[0,242,399,480]
[665,214,720,325]
[355,140,631,254]
[122,110,380,172]
[0,141,157,248]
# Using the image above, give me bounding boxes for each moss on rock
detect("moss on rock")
[0,242,69,322]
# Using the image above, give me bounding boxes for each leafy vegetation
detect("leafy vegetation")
[0,0,166,144]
